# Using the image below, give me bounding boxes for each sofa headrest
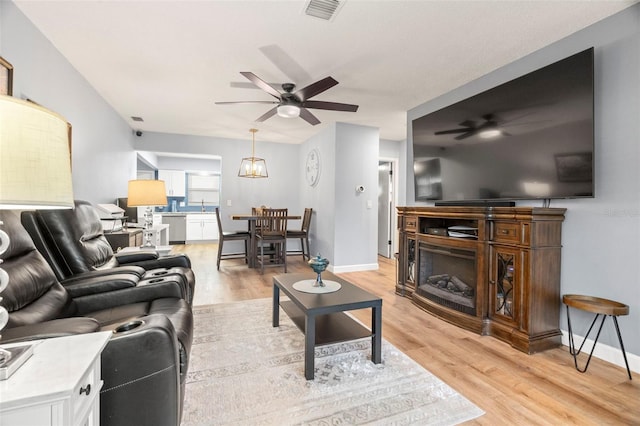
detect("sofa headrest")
[0,211,71,326]
[75,200,107,242]
[34,200,115,274]
[0,210,37,260]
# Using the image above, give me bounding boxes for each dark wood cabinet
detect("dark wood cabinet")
[104,229,143,251]
[397,206,565,354]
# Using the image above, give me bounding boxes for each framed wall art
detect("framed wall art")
[0,56,13,96]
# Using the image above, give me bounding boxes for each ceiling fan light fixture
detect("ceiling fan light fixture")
[277,104,300,118]
[478,129,502,139]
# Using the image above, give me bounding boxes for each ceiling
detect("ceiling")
[14,0,637,145]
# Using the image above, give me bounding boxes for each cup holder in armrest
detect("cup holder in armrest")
[138,277,168,286]
[114,320,144,333]
[150,270,169,277]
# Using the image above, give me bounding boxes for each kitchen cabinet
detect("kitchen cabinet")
[158,170,186,197]
[186,213,218,242]
[104,229,143,250]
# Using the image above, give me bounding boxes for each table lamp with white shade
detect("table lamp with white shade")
[0,95,74,379]
[127,179,167,248]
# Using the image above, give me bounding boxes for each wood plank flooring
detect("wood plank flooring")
[175,243,639,425]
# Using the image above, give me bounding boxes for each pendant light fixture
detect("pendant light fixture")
[238,128,268,178]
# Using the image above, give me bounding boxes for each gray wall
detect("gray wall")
[135,131,301,233]
[407,5,640,358]
[333,123,379,271]
[0,0,382,271]
[300,123,380,271]
[1,1,137,202]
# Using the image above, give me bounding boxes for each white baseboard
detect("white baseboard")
[330,263,379,274]
[561,330,639,374]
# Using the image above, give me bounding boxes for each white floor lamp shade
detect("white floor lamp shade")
[0,95,74,210]
[0,95,74,379]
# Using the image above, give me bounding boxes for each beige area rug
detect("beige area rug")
[181,298,484,425]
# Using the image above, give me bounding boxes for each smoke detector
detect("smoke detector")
[303,0,345,21]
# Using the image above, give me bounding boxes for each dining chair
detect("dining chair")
[215,207,250,270]
[252,206,269,232]
[255,208,288,274]
[286,207,313,260]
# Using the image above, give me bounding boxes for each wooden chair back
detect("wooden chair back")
[215,207,224,235]
[258,208,288,237]
[301,208,313,232]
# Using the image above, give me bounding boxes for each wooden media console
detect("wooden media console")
[397,206,566,354]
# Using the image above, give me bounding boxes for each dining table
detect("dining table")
[231,213,301,268]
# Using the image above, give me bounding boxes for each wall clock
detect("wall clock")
[305,149,320,187]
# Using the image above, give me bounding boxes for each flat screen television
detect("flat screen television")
[412,48,594,205]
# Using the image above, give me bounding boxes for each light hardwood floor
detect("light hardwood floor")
[175,243,639,425]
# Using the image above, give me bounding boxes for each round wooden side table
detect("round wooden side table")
[563,294,632,380]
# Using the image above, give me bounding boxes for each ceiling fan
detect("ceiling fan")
[215,72,359,126]
[434,114,509,140]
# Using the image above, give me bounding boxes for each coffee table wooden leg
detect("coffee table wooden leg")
[272,285,280,327]
[304,314,316,380]
[372,305,382,364]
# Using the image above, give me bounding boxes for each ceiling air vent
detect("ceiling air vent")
[131,116,144,122]
[303,0,345,21]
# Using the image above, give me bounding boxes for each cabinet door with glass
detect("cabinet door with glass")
[489,245,522,324]
[404,236,417,290]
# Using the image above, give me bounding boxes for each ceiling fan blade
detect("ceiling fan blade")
[294,77,338,101]
[230,81,281,89]
[455,131,477,140]
[302,100,359,112]
[255,107,278,123]
[215,101,279,105]
[299,108,321,126]
[240,72,282,99]
[434,128,472,135]
[259,45,312,84]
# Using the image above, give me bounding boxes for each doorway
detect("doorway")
[377,160,396,258]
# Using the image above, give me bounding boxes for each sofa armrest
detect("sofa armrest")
[114,249,159,263]
[121,253,192,270]
[0,318,101,344]
[72,276,185,315]
[61,266,147,286]
[61,273,138,298]
[100,314,181,426]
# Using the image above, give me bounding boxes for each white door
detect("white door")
[377,161,393,258]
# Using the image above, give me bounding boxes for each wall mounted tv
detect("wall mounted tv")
[412,48,594,205]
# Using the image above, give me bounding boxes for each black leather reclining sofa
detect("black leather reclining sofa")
[0,211,193,426]
[21,200,195,304]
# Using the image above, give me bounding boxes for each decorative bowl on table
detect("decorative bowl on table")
[308,254,330,287]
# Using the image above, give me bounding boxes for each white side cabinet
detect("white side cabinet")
[0,332,111,426]
[157,170,186,197]
[186,213,218,242]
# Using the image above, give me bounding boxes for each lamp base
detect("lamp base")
[141,229,156,248]
[0,344,34,380]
